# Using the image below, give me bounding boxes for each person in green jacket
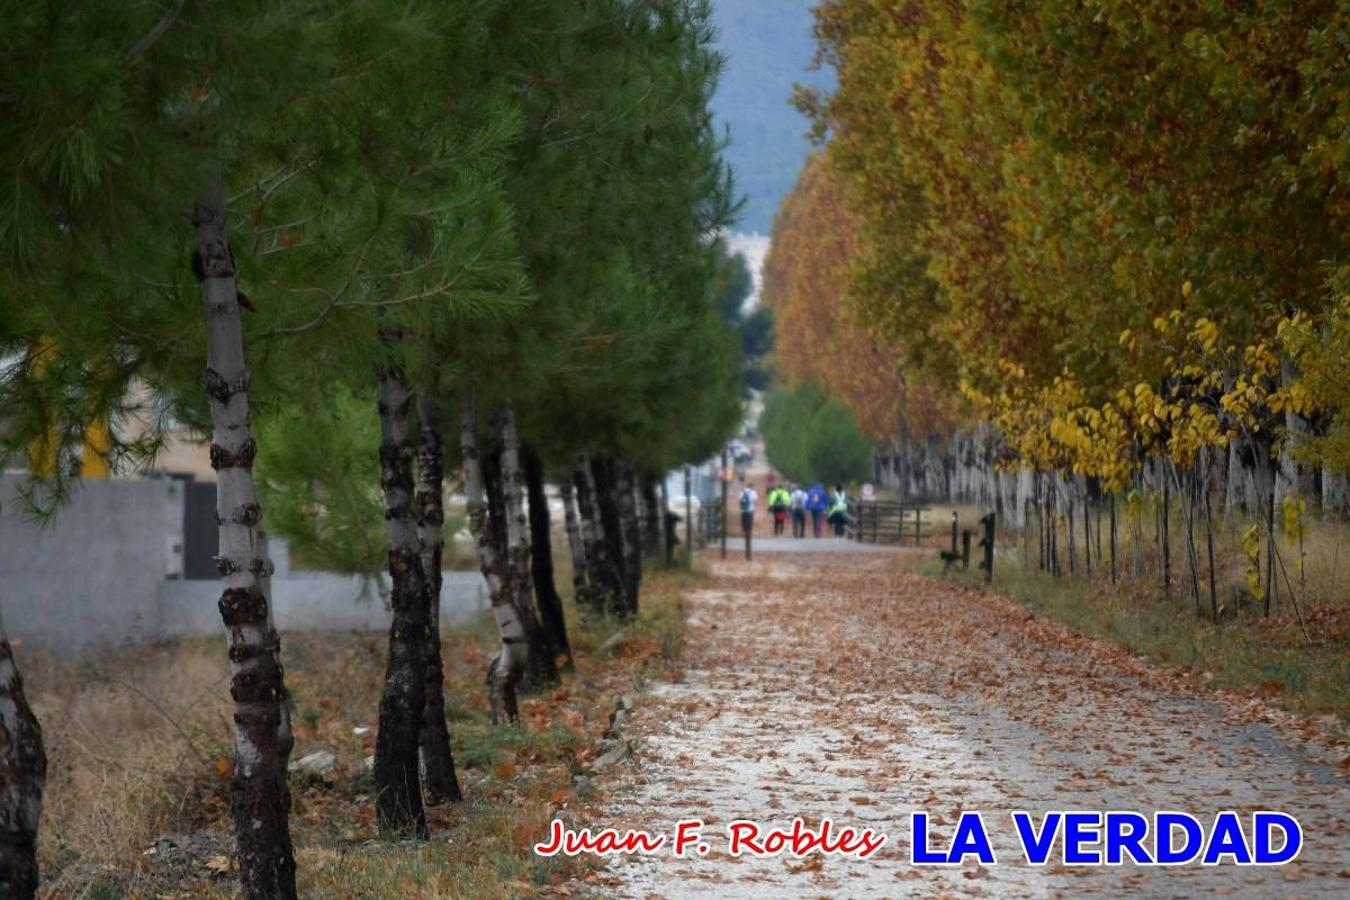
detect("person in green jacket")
[827,484,849,537]
[768,484,791,536]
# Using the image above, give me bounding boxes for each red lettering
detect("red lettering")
[674,819,705,857]
[814,819,835,855]
[534,819,565,856]
[534,821,665,857]
[629,830,665,853]
[856,830,888,859]
[540,817,886,861]
[833,826,860,854]
[565,829,587,855]
[728,821,765,855]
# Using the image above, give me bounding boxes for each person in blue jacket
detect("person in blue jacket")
[806,482,829,538]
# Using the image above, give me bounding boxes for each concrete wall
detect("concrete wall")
[0,476,490,656]
[1,475,186,652]
[157,572,489,640]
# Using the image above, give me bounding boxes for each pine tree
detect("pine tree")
[2,4,334,893]
[2,2,748,881]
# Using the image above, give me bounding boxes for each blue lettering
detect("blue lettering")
[1063,812,1102,865]
[950,813,997,865]
[1104,812,1153,865]
[1203,812,1252,864]
[911,813,949,864]
[1156,812,1203,865]
[1012,812,1061,865]
[1253,812,1301,865]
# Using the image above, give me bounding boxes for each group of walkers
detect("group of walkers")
[739,479,850,539]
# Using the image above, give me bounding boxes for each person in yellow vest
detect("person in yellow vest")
[768,484,791,536]
[827,484,850,537]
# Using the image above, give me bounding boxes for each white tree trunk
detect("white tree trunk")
[414,392,461,803]
[560,481,589,598]
[194,187,296,899]
[371,350,429,837]
[460,391,527,723]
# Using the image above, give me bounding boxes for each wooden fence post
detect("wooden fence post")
[979,512,995,583]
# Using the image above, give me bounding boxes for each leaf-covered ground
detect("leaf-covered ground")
[584,543,1350,898]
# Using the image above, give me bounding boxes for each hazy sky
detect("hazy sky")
[709,0,835,238]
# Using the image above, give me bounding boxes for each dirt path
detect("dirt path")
[587,545,1350,898]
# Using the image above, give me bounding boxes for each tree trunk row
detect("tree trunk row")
[567,455,646,618]
[523,443,571,670]
[483,417,558,692]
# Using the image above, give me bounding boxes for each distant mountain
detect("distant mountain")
[710,0,834,236]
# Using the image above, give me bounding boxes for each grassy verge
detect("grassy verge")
[908,548,1350,734]
[27,564,696,898]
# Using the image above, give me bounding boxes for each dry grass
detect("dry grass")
[25,638,235,895]
[23,563,696,898]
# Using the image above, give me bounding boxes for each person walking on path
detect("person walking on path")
[807,483,828,538]
[789,485,808,538]
[828,484,850,537]
[768,484,790,536]
[738,482,758,540]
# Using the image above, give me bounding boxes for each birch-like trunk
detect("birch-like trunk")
[1324,469,1348,516]
[1109,493,1118,584]
[1160,463,1172,597]
[614,460,643,614]
[656,477,672,566]
[1225,442,1241,514]
[1278,356,1314,502]
[460,391,525,723]
[495,409,558,691]
[372,346,429,838]
[414,393,461,804]
[193,190,297,899]
[1067,488,1077,575]
[523,443,571,667]
[578,455,624,614]
[641,475,662,560]
[898,423,912,502]
[560,481,590,601]
[633,477,648,557]
[591,461,631,615]
[0,636,44,900]
[1203,454,1219,620]
[1172,461,1202,613]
